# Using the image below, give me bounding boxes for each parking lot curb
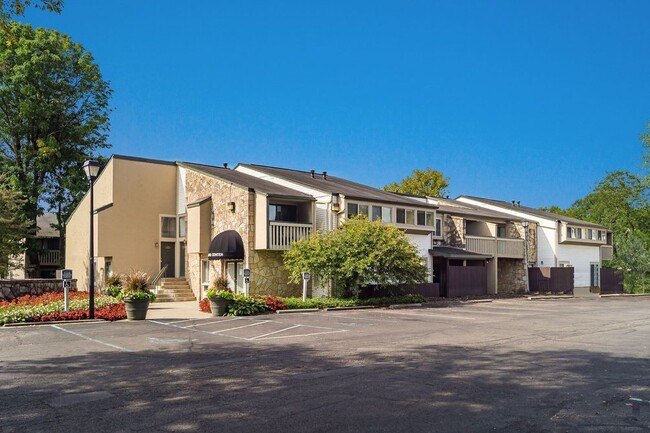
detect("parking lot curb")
[460,299,493,305]
[325,306,376,311]
[527,295,574,301]
[276,308,320,314]
[600,293,650,298]
[388,303,423,309]
[3,319,107,327]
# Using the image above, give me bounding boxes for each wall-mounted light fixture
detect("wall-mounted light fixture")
[331,193,340,212]
[227,201,236,213]
[155,241,159,248]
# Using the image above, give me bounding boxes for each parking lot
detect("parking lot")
[2,297,650,432]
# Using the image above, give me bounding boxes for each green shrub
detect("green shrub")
[227,294,268,316]
[282,294,426,310]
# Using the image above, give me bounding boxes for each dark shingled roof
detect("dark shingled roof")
[458,196,607,229]
[180,162,313,200]
[398,194,528,222]
[237,164,436,208]
[429,246,492,260]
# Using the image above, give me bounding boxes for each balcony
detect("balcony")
[465,236,525,259]
[38,250,61,266]
[600,245,614,261]
[269,222,313,250]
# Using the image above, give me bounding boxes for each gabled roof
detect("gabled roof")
[180,162,313,200]
[399,194,527,222]
[237,164,436,208]
[458,196,607,229]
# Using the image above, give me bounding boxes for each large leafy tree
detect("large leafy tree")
[383,167,450,197]
[284,217,428,297]
[0,0,62,25]
[0,22,111,271]
[0,175,31,277]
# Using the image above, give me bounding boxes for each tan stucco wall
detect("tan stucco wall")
[66,157,177,290]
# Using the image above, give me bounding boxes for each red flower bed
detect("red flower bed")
[262,295,286,311]
[33,303,126,322]
[0,291,85,307]
[199,298,211,313]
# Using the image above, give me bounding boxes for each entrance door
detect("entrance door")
[161,242,175,277]
[590,263,600,287]
[226,261,244,293]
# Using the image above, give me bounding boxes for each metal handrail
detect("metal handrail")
[151,264,168,291]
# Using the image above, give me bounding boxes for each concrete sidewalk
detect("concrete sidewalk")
[147,300,210,320]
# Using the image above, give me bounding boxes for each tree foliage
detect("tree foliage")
[283,217,428,297]
[0,22,111,266]
[0,176,31,277]
[0,0,62,25]
[383,167,450,197]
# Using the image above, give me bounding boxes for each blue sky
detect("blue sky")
[23,1,650,208]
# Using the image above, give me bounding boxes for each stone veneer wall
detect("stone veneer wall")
[184,170,253,297]
[183,169,301,298]
[0,279,78,301]
[250,250,301,297]
[497,259,527,294]
[444,215,465,247]
[506,221,538,264]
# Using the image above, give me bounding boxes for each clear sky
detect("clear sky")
[23,1,650,208]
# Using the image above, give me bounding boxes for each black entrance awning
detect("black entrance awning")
[208,230,244,260]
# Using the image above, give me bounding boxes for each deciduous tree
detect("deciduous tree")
[284,217,428,297]
[0,176,31,277]
[0,22,111,270]
[383,167,450,197]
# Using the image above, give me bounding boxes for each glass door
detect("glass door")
[226,262,245,293]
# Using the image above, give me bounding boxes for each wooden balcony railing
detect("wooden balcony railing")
[464,236,525,259]
[465,236,496,256]
[497,238,525,259]
[38,250,60,266]
[269,222,313,250]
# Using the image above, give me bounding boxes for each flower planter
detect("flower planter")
[124,298,150,320]
[209,297,232,316]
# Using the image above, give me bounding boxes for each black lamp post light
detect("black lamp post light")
[83,159,100,319]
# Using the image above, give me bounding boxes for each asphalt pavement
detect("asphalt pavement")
[1,296,649,432]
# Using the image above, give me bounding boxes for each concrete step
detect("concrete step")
[155,295,197,302]
[159,284,192,290]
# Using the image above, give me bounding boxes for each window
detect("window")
[396,208,406,224]
[372,206,382,221]
[587,229,593,240]
[359,204,369,217]
[161,216,176,238]
[269,204,297,222]
[382,207,392,223]
[417,211,425,226]
[566,226,572,239]
[406,209,415,225]
[347,203,358,219]
[425,212,435,227]
[597,230,603,241]
[178,215,187,238]
[435,218,442,236]
[497,225,506,238]
[575,228,582,239]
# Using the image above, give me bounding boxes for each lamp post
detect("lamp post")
[83,160,100,319]
[522,220,530,293]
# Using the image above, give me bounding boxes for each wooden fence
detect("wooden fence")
[600,268,624,293]
[447,266,487,297]
[528,267,574,293]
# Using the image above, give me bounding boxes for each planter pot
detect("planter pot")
[209,297,232,317]
[124,298,150,320]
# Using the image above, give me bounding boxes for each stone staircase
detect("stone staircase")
[155,278,196,302]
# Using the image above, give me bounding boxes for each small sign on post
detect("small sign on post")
[243,268,251,296]
[302,272,310,301]
[57,269,73,312]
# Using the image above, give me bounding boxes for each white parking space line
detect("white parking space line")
[148,319,252,341]
[380,310,478,320]
[51,325,133,352]
[183,317,242,328]
[249,325,301,340]
[260,329,349,340]
[209,320,271,334]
